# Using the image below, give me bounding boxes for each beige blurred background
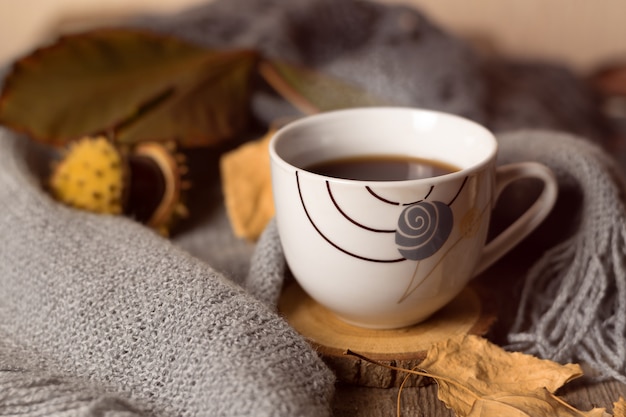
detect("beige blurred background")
[0,0,625,73]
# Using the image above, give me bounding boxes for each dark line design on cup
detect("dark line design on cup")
[296,171,406,263]
[326,182,396,233]
[366,186,401,205]
[366,185,435,206]
[447,176,468,206]
[402,185,434,206]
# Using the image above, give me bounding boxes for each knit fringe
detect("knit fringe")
[503,131,626,382]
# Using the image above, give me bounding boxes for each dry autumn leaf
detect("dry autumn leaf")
[0,29,259,147]
[220,127,276,241]
[467,388,608,417]
[348,335,611,417]
[0,28,391,152]
[419,335,583,416]
[615,398,626,417]
[258,59,387,114]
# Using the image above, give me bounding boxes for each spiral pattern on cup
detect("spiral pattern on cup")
[395,201,453,261]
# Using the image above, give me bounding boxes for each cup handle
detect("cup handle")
[473,162,558,276]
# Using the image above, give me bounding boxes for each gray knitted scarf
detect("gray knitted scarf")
[3,0,626,415]
[0,132,334,415]
[500,131,626,383]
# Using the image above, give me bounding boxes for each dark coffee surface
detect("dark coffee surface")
[305,155,459,181]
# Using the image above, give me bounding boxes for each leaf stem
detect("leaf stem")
[550,391,596,416]
[345,349,481,400]
[257,60,321,115]
[397,367,417,417]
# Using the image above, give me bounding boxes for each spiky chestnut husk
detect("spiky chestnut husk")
[49,136,125,214]
[49,136,189,236]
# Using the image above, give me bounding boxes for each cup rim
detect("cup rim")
[269,106,497,186]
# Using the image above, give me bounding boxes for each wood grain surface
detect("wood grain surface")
[333,379,626,417]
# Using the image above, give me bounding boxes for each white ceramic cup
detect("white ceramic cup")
[269,107,557,329]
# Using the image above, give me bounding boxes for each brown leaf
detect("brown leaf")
[347,335,600,417]
[419,335,583,416]
[467,388,609,417]
[0,29,259,147]
[258,59,387,115]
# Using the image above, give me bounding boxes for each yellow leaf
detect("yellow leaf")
[468,388,608,417]
[220,128,275,241]
[614,397,626,417]
[419,335,583,416]
[349,335,613,417]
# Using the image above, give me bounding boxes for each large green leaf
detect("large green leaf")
[258,59,387,114]
[0,29,259,147]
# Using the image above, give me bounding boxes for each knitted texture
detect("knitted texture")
[0,336,143,416]
[0,131,335,416]
[497,131,626,383]
[245,218,286,307]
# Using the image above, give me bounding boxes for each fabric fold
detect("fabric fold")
[0,129,335,417]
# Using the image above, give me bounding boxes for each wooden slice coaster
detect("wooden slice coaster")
[278,281,496,388]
